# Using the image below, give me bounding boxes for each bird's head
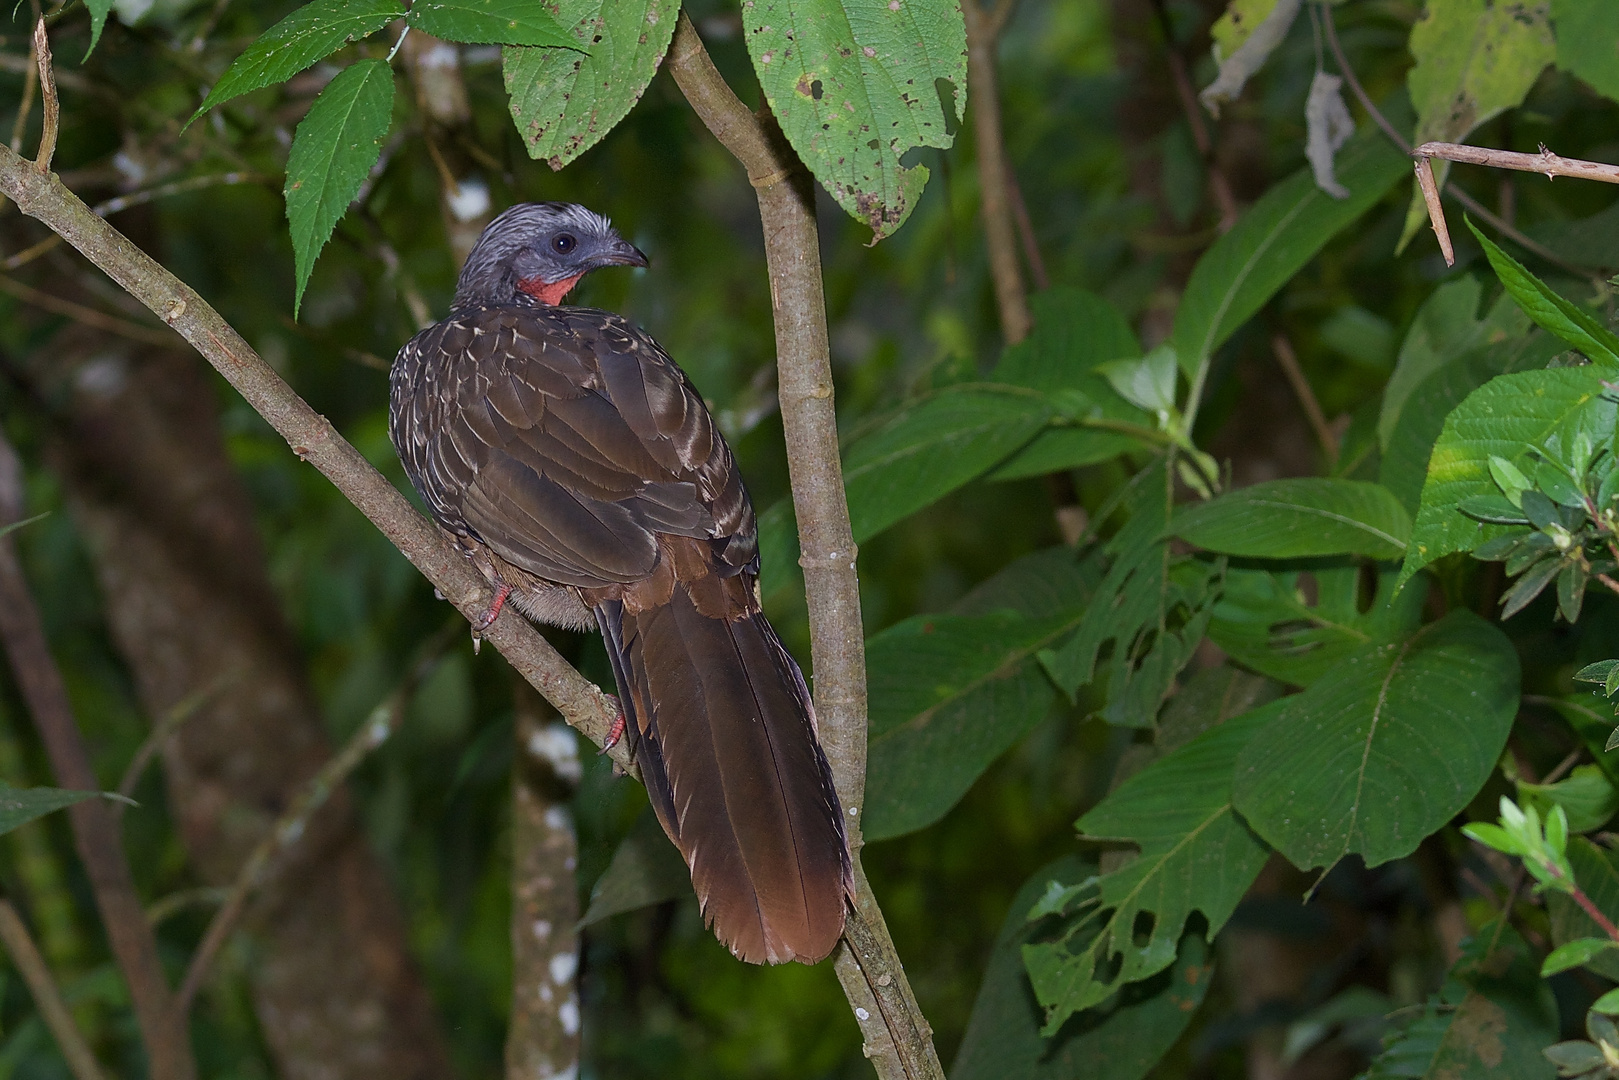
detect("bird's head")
[453,202,648,309]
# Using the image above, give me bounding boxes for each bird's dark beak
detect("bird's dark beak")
[593,238,649,270]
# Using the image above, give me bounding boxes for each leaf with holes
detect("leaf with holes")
[1169,478,1411,560]
[742,0,966,239]
[1233,610,1518,870]
[1396,366,1617,588]
[503,0,676,168]
[285,59,395,317]
[408,0,578,47]
[1021,703,1273,1032]
[190,0,404,121]
[864,546,1102,841]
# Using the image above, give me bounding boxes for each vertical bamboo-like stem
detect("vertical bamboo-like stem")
[962,0,1030,343]
[665,16,944,1080]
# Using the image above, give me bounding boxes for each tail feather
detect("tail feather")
[610,587,850,964]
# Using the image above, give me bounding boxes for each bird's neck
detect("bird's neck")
[516,274,583,306]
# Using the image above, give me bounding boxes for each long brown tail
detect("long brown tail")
[596,590,852,964]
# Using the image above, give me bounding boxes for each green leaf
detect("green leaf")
[0,512,48,542]
[84,0,116,56]
[1208,566,1427,687]
[1397,366,1617,589]
[743,0,966,239]
[1233,610,1519,869]
[1592,987,1619,1014]
[1169,107,1410,379]
[1379,331,1563,513]
[1540,936,1618,976]
[1021,704,1273,1031]
[1109,665,1281,789]
[579,807,692,926]
[1523,765,1619,834]
[502,0,676,168]
[285,60,395,318]
[0,784,100,835]
[956,857,1213,1080]
[1468,218,1619,369]
[407,0,577,47]
[864,547,1101,841]
[1363,926,1557,1079]
[191,0,405,121]
[843,385,1052,542]
[1574,660,1619,693]
[1553,0,1619,103]
[1169,478,1411,560]
[1098,346,1178,415]
[1548,838,1619,981]
[1379,278,1527,451]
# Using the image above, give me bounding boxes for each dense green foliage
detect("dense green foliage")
[0,0,1618,1076]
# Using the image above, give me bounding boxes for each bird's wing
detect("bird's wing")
[399,305,755,588]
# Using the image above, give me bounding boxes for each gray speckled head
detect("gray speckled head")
[453,202,648,309]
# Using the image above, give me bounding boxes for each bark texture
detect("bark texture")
[27,337,456,1080]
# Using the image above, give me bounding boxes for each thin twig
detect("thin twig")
[31,19,55,175]
[1416,141,1619,186]
[1542,746,1583,786]
[1153,0,1238,231]
[9,9,38,156]
[145,887,228,927]
[0,899,108,1080]
[172,622,458,1017]
[0,430,194,1080]
[1413,157,1455,266]
[1597,571,1619,599]
[1004,164,1049,291]
[115,669,237,805]
[666,16,941,1080]
[962,0,1030,343]
[0,274,175,345]
[1270,333,1337,465]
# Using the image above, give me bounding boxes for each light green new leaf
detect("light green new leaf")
[1362,926,1557,1079]
[0,784,100,835]
[1399,0,1555,250]
[285,60,395,317]
[1397,366,1616,588]
[503,0,677,168]
[1552,0,1619,103]
[742,0,966,238]
[1379,278,1527,451]
[1169,108,1410,379]
[955,857,1213,1080]
[1169,478,1411,560]
[843,384,1051,542]
[191,0,405,121]
[1233,610,1518,870]
[864,547,1101,841]
[1209,566,1426,688]
[408,0,577,47]
[1021,704,1274,1032]
[579,807,691,926]
[1469,218,1619,369]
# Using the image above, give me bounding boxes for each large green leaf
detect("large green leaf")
[1233,610,1518,870]
[1363,926,1556,1079]
[0,784,100,835]
[191,0,405,121]
[1552,0,1619,103]
[1110,665,1281,788]
[742,0,966,239]
[1469,218,1619,369]
[1378,277,1526,451]
[1208,566,1426,688]
[1396,366,1617,588]
[285,59,395,317]
[1378,330,1563,512]
[579,807,691,926]
[986,289,1154,481]
[1021,704,1274,1031]
[954,857,1213,1080]
[1169,478,1411,560]
[1169,111,1410,379]
[843,384,1052,541]
[1040,460,1219,727]
[864,546,1100,841]
[502,0,678,168]
[408,0,577,47]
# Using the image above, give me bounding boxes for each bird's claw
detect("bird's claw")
[599,699,626,755]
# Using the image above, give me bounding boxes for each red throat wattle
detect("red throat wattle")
[517,274,583,306]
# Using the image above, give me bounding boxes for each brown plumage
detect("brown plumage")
[388,203,851,964]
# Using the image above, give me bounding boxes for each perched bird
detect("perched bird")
[389,203,852,964]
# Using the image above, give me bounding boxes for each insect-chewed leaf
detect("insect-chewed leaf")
[1169,478,1411,560]
[285,60,395,317]
[408,0,578,47]
[1232,610,1518,870]
[191,0,405,121]
[742,0,966,239]
[1020,704,1274,1032]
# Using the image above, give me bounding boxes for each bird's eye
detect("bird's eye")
[551,233,577,254]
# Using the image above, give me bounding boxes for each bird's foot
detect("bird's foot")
[599,699,626,755]
[473,584,513,632]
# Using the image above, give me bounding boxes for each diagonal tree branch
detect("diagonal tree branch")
[665,16,942,1080]
[0,897,108,1080]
